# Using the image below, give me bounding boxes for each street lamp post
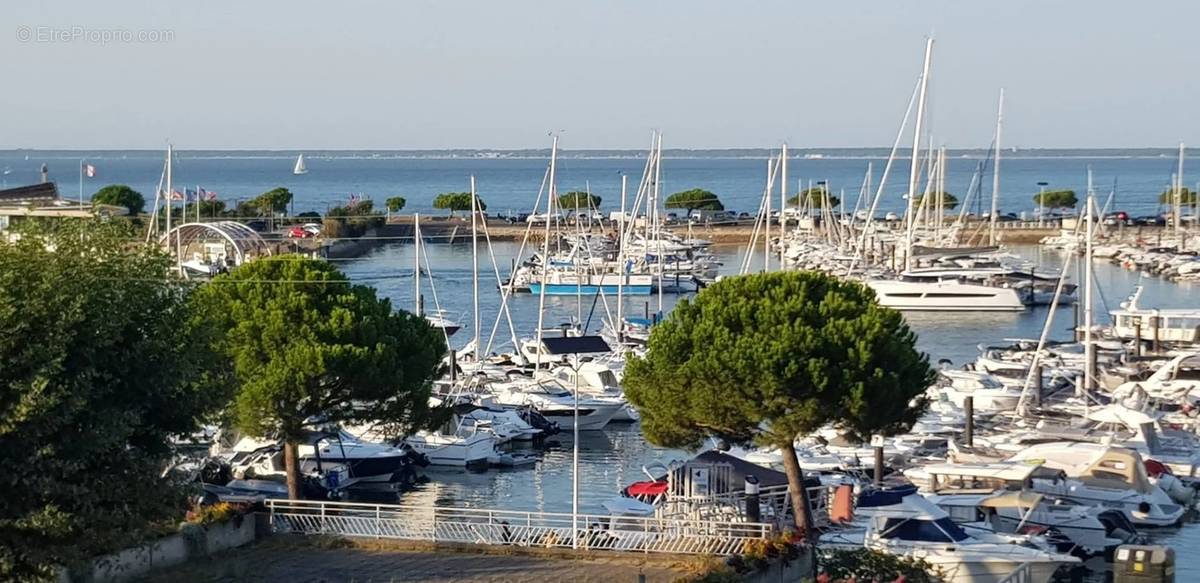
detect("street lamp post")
[1036,181,1049,226]
[539,335,611,551]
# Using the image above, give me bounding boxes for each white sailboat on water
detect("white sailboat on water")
[293,153,308,175]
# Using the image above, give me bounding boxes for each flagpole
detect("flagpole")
[78,158,84,208]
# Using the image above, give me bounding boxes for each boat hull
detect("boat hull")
[528,283,653,295]
[867,280,1025,312]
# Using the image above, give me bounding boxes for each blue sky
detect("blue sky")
[3,1,1198,149]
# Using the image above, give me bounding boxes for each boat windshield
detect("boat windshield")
[596,370,619,387]
[880,517,969,543]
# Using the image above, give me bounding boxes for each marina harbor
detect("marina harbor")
[6,4,1200,582]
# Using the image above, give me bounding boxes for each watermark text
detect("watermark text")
[16,25,175,44]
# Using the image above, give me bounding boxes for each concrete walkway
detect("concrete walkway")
[137,538,695,583]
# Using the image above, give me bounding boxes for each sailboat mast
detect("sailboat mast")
[779,143,788,267]
[936,147,946,239]
[1176,142,1186,237]
[166,144,173,243]
[764,156,772,272]
[1083,169,1095,402]
[653,134,664,314]
[905,38,934,271]
[989,89,1004,246]
[470,176,481,362]
[413,213,422,317]
[534,136,559,369]
[616,174,627,342]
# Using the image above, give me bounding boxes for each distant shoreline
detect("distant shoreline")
[0,147,1194,161]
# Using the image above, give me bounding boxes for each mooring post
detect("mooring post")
[964,396,975,447]
[744,475,761,523]
[871,434,884,487]
[1033,365,1043,408]
[1134,319,1143,357]
[873,447,884,487]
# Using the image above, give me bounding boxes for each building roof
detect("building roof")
[0,182,60,205]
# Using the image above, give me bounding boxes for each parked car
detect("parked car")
[1103,211,1131,226]
[245,220,268,232]
[525,212,564,224]
[1133,215,1166,226]
[286,226,314,238]
[301,223,322,235]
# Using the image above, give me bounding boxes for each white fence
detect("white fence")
[996,562,1033,583]
[267,499,772,556]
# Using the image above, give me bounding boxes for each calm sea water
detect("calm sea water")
[1,150,1192,218]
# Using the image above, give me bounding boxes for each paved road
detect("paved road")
[138,539,691,583]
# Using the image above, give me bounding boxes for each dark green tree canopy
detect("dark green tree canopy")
[558,191,602,209]
[196,199,227,217]
[787,186,840,209]
[386,196,407,212]
[624,271,933,449]
[1159,187,1197,205]
[665,188,724,211]
[193,257,446,441]
[253,187,294,215]
[1033,189,1077,209]
[0,221,226,578]
[324,199,383,238]
[91,184,145,215]
[913,191,959,209]
[432,192,486,214]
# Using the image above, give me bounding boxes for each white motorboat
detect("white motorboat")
[866,278,1025,312]
[424,309,461,337]
[931,370,1023,412]
[858,494,1079,583]
[403,430,496,469]
[540,361,638,421]
[488,379,623,431]
[1111,351,1200,406]
[454,402,544,443]
[1006,442,1185,527]
[229,428,421,488]
[1109,286,1200,344]
[912,462,1135,556]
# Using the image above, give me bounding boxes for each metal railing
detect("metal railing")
[267,499,771,556]
[996,562,1033,583]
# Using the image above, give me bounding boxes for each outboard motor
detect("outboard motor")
[518,406,560,437]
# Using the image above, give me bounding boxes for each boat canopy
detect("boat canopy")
[1010,442,1155,494]
[1085,404,1160,428]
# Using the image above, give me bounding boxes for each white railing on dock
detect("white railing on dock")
[996,562,1033,583]
[266,499,772,556]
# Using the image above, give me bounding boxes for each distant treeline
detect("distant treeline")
[4,148,1198,160]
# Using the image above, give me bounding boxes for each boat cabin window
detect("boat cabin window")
[880,517,969,543]
[533,384,571,398]
[596,370,619,387]
[930,473,1024,492]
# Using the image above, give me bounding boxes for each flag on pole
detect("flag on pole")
[199,187,217,201]
[170,189,184,201]
[82,163,96,178]
[185,188,199,201]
